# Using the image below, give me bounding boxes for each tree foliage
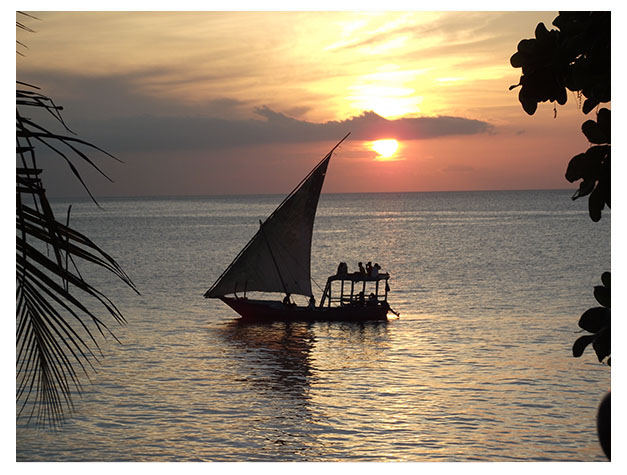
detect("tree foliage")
[510,11,610,223]
[16,16,138,428]
[510,10,611,459]
[510,10,611,364]
[573,272,611,365]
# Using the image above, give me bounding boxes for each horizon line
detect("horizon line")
[47,187,576,201]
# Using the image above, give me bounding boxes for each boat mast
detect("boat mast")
[258,219,289,297]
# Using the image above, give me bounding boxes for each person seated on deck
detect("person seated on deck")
[337,262,348,275]
[368,292,377,306]
[308,295,316,309]
[358,291,365,306]
[283,293,295,307]
[372,263,381,277]
[366,261,373,276]
[358,262,366,275]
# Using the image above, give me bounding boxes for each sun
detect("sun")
[371,139,399,159]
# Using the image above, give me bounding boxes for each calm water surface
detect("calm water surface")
[16,190,611,461]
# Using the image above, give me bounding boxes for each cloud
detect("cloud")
[21,69,493,156]
[73,107,493,155]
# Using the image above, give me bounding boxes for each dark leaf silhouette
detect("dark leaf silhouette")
[601,271,610,289]
[583,97,600,114]
[571,273,611,365]
[581,109,610,144]
[596,108,611,139]
[578,307,610,333]
[571,179,596,201]
[566,145,608,184]
[588,186,604,222]
[594,285,610,308]
[582,120,606,145]
[565,153,591,183]
[592,327,611,363]
[573,335,595,358]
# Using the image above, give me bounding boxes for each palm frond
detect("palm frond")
[16,78,139,428]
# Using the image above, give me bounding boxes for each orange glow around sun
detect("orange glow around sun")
[371,139,399,160]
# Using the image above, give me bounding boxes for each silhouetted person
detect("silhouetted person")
[308,295,316,309]
[366,261,373,276]
[372,263,381,277]
[368,292,376,306]
[358,291,365,305]
[358,262,366,275]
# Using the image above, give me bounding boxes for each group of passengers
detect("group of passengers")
[356,290,379,307]
[282,261,385,309]
[336,261,382,277]
[283,293,316,308]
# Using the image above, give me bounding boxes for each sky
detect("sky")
[16,10,596,197]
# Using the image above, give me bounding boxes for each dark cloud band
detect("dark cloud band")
[76,106,493,154]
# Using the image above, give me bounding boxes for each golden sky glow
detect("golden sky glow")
[18,11,561,122]
[16,11,592,197]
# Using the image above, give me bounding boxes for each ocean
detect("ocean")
[16,190,611,461]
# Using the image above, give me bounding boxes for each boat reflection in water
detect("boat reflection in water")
[222,321,316,399]
[219,318,391,457]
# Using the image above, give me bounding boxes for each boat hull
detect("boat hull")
[220,297,389,322]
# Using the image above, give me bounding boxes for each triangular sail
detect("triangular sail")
[205,134,349,299]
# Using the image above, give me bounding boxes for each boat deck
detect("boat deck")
[221,297,389,322]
